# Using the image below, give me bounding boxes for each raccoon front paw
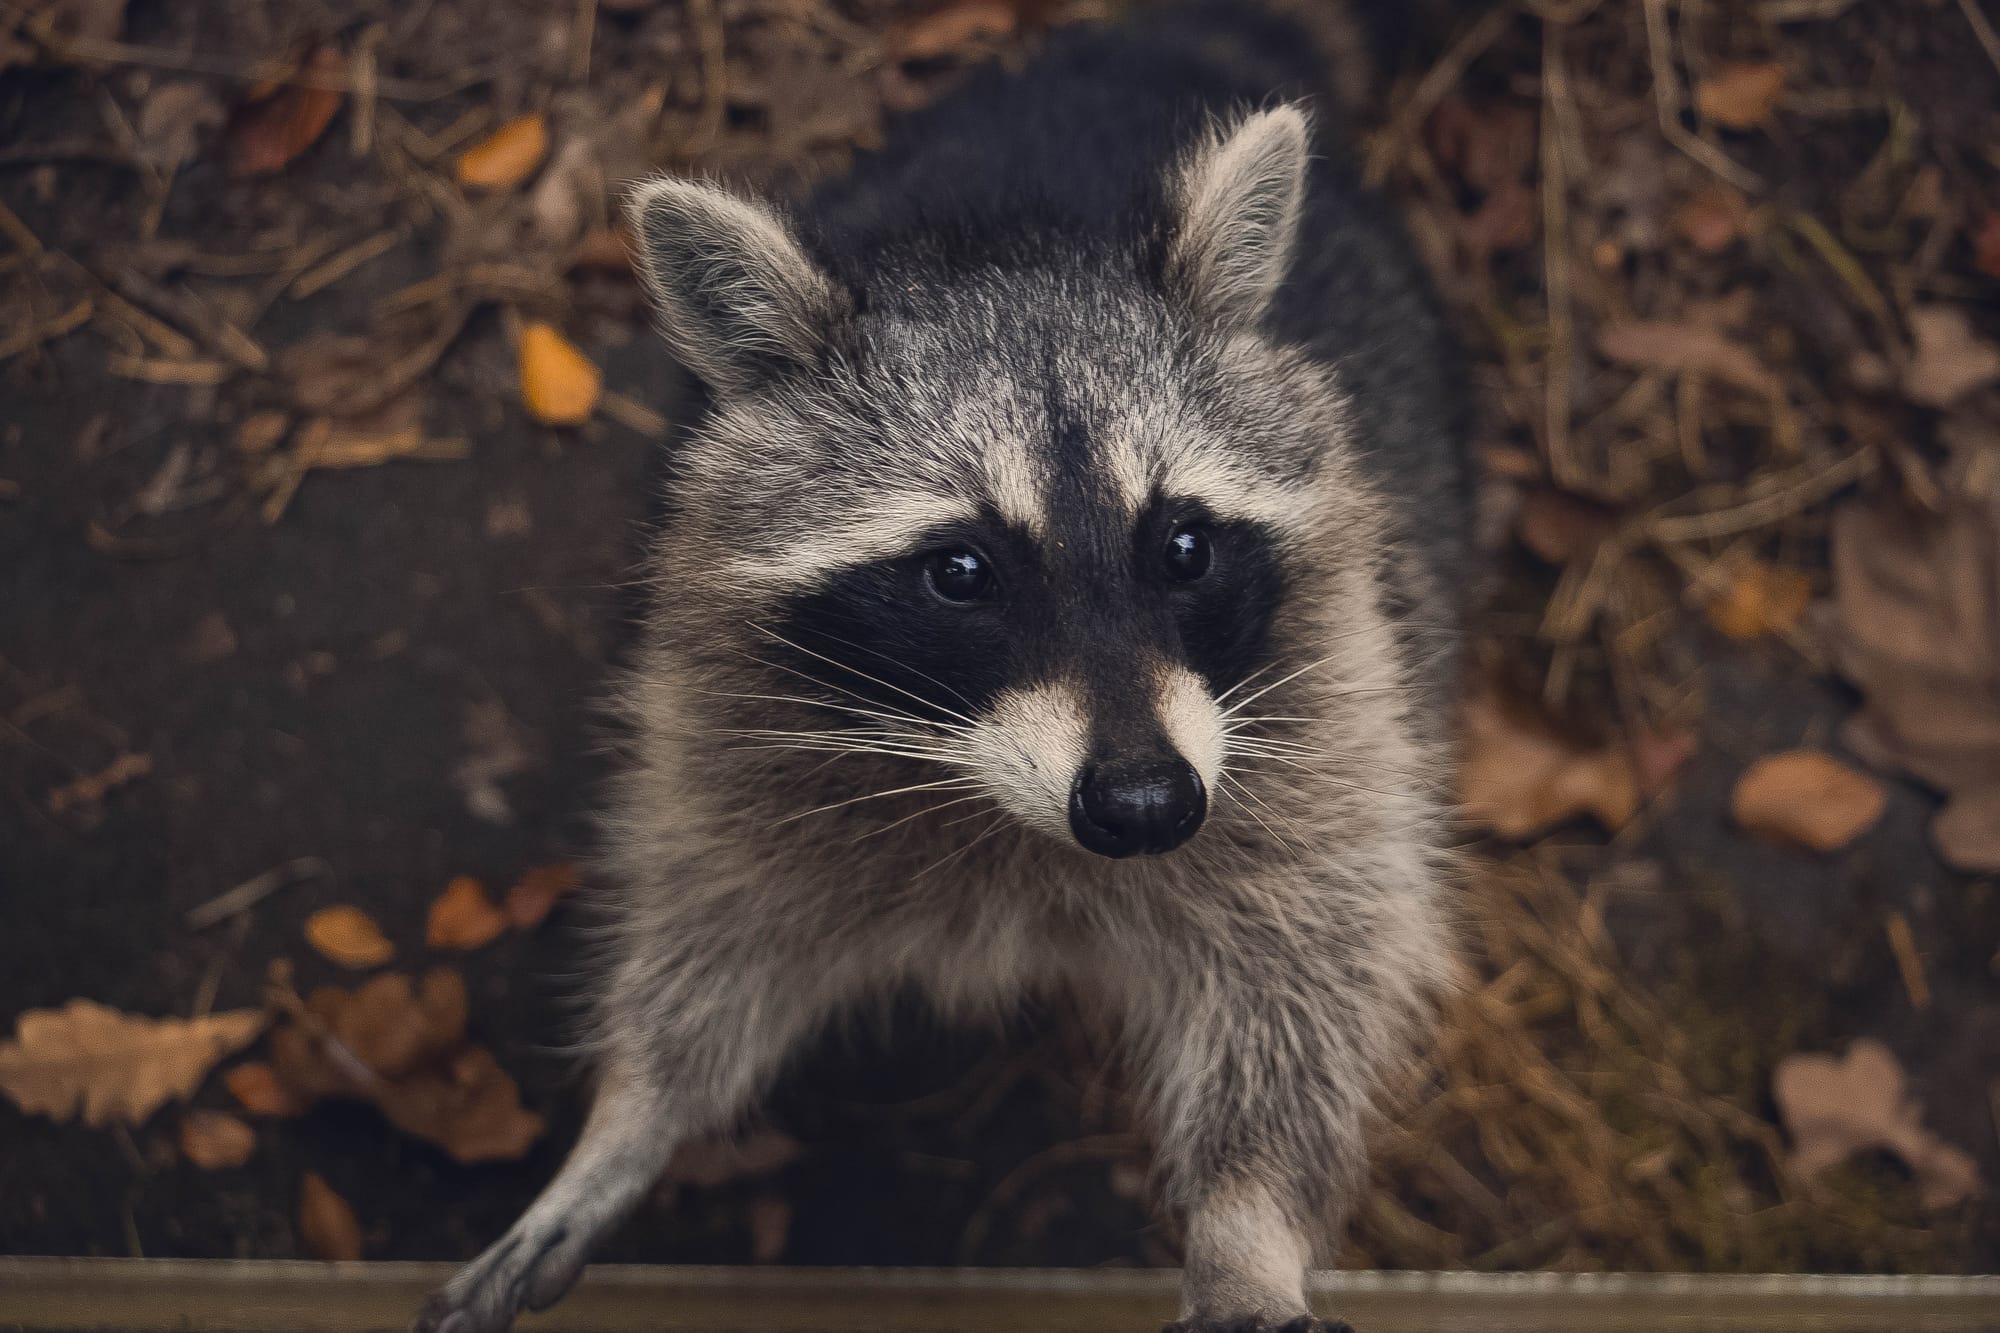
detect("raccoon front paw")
[412,1224,588,1333]
[1162,1318,1353,1333]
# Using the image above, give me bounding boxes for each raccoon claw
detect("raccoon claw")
[411,1225,587,1333]
[1168,1312,1352,1320]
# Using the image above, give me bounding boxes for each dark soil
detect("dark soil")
[1,0,1995,1280]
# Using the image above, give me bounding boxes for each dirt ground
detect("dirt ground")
[2,0,1997,1282]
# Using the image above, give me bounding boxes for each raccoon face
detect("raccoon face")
[630,107,1359,860]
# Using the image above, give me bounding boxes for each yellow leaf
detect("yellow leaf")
[455,114,549,191]
[504,862,580,931]
[1731,750,1886,852]
[0,1002,265,1127]
[299,1171,363,1261]
[305,905,395,969]
[426,876,508,951]
[1695,62,1786,131]
[1705,559,1812,640]
[180,1109,256,1169]
[518,322,601,426]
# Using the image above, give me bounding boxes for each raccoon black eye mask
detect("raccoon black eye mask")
[416,3,1468,1332]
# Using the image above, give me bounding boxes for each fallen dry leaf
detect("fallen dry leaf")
[179,1109,256,1169]
[1695,61,1786,131]
[1459,689,1642,839]
[267,969,543,1164]
[0,1003,264,1127]
[1902,304,2000,408]
[1516,487,1617,565]
[456,114,549,190]
[1674,185,1749,254]
[1773,1039,1982,1211]
[299,1171,363,1260]
[1704,559,1812,640]
[1597,320,1782,400]
[504,863,580,931]
[1975,213,2000,281]
[305,906,395,969]
[227,46,344,178]
[226,1061,306,1117]
[517,322,601,426]
[1827,493,2000,870]
[889,1,1018,61]
[1730,750,1886,853]
[427,876,508,951]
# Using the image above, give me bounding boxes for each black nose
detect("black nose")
[1068,758,1207,858]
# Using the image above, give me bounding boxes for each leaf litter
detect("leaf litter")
[0,1003,264,1127]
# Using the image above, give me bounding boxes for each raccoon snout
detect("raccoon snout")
[1067,757,1207,858]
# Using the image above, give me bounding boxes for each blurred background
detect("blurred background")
[1,0,1996,1281]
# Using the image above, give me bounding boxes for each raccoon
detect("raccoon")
[416,3,1468,1330]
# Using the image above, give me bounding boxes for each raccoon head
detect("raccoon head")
[629,106,1380,861]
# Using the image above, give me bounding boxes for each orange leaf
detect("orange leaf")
[456,114,549,190]
[180,1109,256,1169]
[226,1061,307,1117]
[1705,559,1813,640]
[1695,62,1786,131]
[504,863,580,931]
[227,47,344,178]
[1731,750,1886,852]
[427,876,509,951]
[1459,688,1640,839]
[518,322,601,426]
[298,1171,363,1261]
[304,906,394,970]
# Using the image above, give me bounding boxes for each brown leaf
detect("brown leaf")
[1516,487,1616,565]
[1730,750,1886,852]
[304,906,394,970]
[1975,213,2000,281]
[427,876,508,951]
[1695,62,1786,131]
[517,322,601,426]
[1704,559,1812,640]
[298,1171,363,1260]
[266,969,542,1164]
[1674,186,1749,254]
[504,863,580,931]
[226,1061,307,1117]
[1902,305,2000,408]
[1827,493,2000,870]
[1597,320,1782,400]
[1459,688,1640,839]
[456,114,549,191]
[667,1129,803,1188]
[179,1109,255,1169]
[0,1003,264,1127]
[1773,1039,1982,1211]
[889,1,1019,61]
[227,47,344,178]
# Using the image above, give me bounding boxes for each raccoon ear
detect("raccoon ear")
[1166,105,1311,329]
[625,176,847,393]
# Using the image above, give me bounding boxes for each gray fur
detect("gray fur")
[417,6,1464,1331]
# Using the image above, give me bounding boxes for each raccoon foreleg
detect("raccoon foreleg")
[413,934,832,1333]
[1135,938,1382,1333]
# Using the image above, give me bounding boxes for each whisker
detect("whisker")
[852,792,994,843]
[747,624,978,727]
[771,777,983,826]
[911,814,1008,882]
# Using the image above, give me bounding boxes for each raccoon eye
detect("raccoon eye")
[926,548,992,602]
[1163,524,1212,582]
